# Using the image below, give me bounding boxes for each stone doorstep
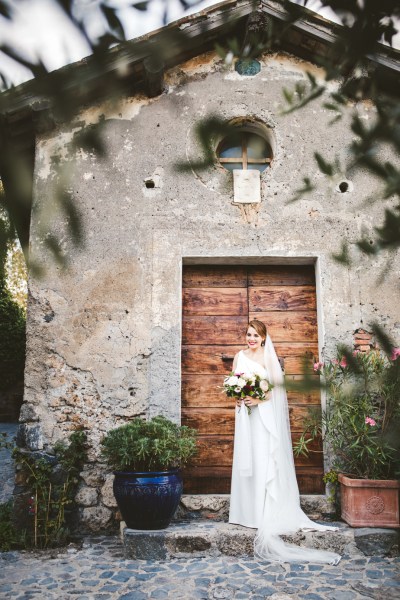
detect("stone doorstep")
[175,494,335,522]
[122,520,357,560]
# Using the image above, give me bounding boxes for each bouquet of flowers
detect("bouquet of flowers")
[222,372,273,414]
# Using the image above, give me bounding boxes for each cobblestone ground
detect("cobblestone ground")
[1,536,399,600]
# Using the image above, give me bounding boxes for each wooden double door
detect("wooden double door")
[181,265,324,494]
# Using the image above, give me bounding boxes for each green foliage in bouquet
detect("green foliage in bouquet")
[101,416,198,472]
[295,348,400,481]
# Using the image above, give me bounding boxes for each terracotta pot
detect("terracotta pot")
[338,473,400,528]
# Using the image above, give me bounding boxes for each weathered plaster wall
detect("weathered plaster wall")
[21,50,400,529]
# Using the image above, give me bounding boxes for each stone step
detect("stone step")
[122,520,358,560]
[175,494,335,522]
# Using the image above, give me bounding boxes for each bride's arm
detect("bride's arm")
[232,353,242,407]
[232,352,239,372]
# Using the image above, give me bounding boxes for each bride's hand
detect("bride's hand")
[244,396,261,407]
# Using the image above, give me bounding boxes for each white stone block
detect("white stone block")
[233,169,261,204]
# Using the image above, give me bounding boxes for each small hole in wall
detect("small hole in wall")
[145,179,155,189]
[339,181,349,193]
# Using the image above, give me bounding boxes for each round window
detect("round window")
[217,129,273,173]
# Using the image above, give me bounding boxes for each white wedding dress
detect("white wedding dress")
[228,338,341,564]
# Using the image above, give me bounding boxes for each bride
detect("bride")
[229,319,341,564]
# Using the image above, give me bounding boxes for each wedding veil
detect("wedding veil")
[252,334,341,564]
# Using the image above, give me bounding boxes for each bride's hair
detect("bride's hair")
[247,319,267,345]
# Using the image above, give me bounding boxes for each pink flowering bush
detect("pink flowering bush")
[295,348,400,480]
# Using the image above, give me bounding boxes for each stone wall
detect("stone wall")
[19,49,400,530]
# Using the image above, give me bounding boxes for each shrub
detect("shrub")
[11,430,87,548]
[0,280,26,392]
[101,415,198,472]
[0,500,26,551]
[295,349,400,480]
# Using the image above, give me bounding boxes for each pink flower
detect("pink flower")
[365,417,376,427]
[313,361,324,372]
[339,357,347,368]
[332,359,339,365]
[352,350,360,356]
[390,347,400,361]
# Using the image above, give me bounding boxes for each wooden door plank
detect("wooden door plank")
[249,287,316,311]
[183,466,233,479]
[183,314,318,344]
[273,343,319,356]
[296,467,325,494]
[182,408,235,435]
[191,436,233,467]
[183,316,248,345]
[182,374,234,407]
[182,406,320,434]
[183,478,231,494]
[182,345,243,374]
[191,434,323,468]
[248,266,315,286]
[183,266,248,288]
[285,373,320,383]
[182,374,321,407]
[248,311,318,342]
[291,433,323,467]
[183,288,248,316]
[283,356,316,375]
[274,340,318,360]
[286,389,321,405]
[183,467,325,494]
[182,466,232,494]
[288,405,321,431]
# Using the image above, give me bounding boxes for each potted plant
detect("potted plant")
[295,347,400,528]
[101,416,197,530]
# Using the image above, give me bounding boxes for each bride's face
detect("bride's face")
[246,326,264,350]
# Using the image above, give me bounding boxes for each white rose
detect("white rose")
[226,376,239,386]
[260,379,271,392]
[236,377,247,388]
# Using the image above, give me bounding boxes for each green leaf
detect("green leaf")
[214,43,227,60]
[287,177,315,204]
[283,87,294,104]
[357,238,377,255]
[332,241,351,266]
[100,6,124,40]
[306,71,317,88]
[323,102,340,112]
[132,1,149,10]
[0,1,11,18]
[314,152,335,176]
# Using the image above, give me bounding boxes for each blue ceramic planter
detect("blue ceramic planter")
[113,469,183,530]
